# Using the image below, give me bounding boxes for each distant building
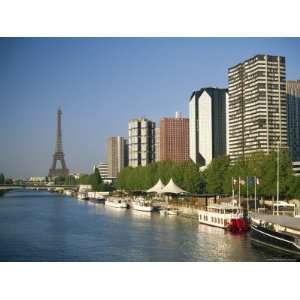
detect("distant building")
[94,163,116,184]
[287,80,300,162]
[189,88,228,167]
[29,176,46,182]
[128,118,155,167]
[228,54,288,161]
[79,185,92,192]
[69,173,82,180]
[160,112,189,162]
[94,163,109,179]
[155,127,160,162]
[292,161,300,176]
[107,136,128,177]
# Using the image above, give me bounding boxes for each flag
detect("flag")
[247,177,255,186]
[239,178,246,185]
[233,178,238,185]
[256,177,260,185]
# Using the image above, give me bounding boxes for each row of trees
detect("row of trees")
[116,160,204,193]
[115,151,300,199]
[0,173,13,185]
[204,151,300,199]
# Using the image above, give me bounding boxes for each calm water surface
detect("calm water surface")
[0,190,289,261]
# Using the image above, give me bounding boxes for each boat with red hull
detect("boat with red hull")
[198,203,249,233]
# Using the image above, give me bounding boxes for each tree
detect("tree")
[181,160,202,193]
[204,155,230,194]
[116,160,202,193]
[79,174,90,185]
[5,178,13,185]
[0,173,5,184]
[91,168,103,191]
[54,176,65,185]
[64,175,77,185]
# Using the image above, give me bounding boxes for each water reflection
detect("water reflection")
[130,209,152,220]
[0,190,288,261]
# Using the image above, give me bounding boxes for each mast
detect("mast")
[276,142,280,216]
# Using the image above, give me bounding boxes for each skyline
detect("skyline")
[1,38,300,178]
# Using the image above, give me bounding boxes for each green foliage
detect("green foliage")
[79,174,90,185]
[116,160,203,193]
[203,150,299,199]
[79,169,111,192]
[0,173,5,184]
[89,168,103,191]
[204,155,230,194]
[54,176,66,185]
[4,178,13,185]
[64,175,77,185]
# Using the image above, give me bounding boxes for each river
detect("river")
[0,190,288,261]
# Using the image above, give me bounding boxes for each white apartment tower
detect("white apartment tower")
[189,87,228,167]
[107,136,128,177]
[128,118,155,167]
[228,54,288,161]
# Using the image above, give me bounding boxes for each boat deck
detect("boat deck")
[252,214,300,231]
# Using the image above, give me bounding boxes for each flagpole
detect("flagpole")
[246,176,249,211]
[232,177,235,202]
[277,142,280,216]
[254,176,257,213]
[238,176,241,207]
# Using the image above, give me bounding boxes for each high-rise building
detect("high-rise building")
[287,80,300,161]
[228,54,287,161]
[189,88,228,166]
[160,112,189,162]
[128,118,155,167]
[155,127,160,162]
[94,162,109,179]
[107,136,128,177]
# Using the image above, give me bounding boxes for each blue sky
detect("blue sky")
[0,38,300,178]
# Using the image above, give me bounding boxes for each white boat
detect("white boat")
[64,190,73,197]
[167,208,178,215]
[160,207,179,216]
[271,201,296,216]
[105,197,128,209]
[132,197,154,212]
[198,202,248,233]
[77,192,88,200]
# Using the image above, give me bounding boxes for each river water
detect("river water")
[0,190,288,261]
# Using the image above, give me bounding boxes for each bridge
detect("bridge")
[0,184,78,191]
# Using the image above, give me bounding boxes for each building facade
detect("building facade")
[228,54,288,161]
[107,136,128,177]
[155,127,160,162]
[128,118,155,167]
[189,88,228,167]
[94,162,109,179]
[287,80,300,162]
[160,112,189,162]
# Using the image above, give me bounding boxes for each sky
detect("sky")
[0,37,300,179]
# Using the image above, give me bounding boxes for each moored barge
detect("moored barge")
[250,214,300,256]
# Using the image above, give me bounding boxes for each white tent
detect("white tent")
[160,178,187,194]
[146,179,165,193]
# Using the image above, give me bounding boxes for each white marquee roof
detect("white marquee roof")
[160,178,187,194]
[146,179,165,193]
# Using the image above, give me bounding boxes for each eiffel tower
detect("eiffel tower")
[48,108,69,178]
